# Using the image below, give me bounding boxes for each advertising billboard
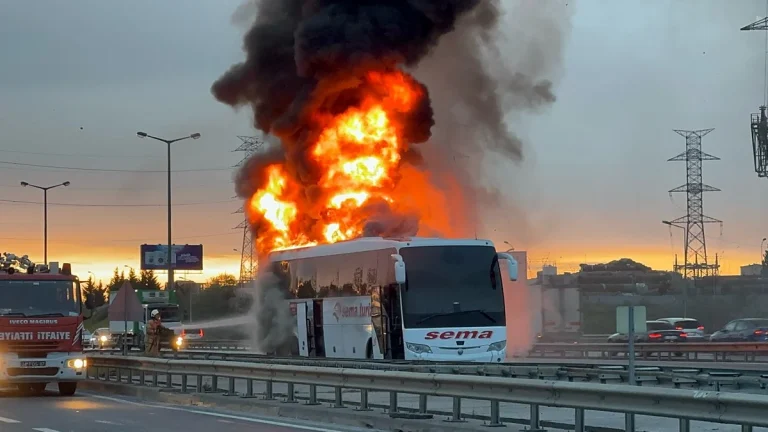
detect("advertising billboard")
[140,244,203,271]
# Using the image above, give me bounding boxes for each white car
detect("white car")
[90,328,112,349]
[82,329,93,349]
[656,318,706,341]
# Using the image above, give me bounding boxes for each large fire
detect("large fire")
[247,70,425,254]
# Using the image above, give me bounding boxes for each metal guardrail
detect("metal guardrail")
[92,349,768,392]
[86,354,768,432]
[166,339,768,363]
[530,342,768,362]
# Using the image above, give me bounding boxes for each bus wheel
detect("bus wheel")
[58,382,77,396]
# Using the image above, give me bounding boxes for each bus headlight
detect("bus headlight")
[406,342,432,354]
[487,340,506,352]
[67,359,86,369]
[175,336,183,347]
[99,335,108,342]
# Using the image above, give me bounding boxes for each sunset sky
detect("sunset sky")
[1,1,767,283]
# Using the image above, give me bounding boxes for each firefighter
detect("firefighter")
[145,309,168,357]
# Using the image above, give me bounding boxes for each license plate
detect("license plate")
[664,336,677,340]
[20,361,46,367]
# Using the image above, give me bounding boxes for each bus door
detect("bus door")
[371,286,386,357]
[313,300,325,357]
[296,301,310,357]
[382,283,404,359]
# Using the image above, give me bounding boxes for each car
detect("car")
[90,327,112,349]
[656,317,706,341]
[710,318,768,342]
[181,327,204,342]
[82,329,93,349]
[608,320,689,343]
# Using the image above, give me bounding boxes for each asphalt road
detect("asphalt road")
[0,385,377,432]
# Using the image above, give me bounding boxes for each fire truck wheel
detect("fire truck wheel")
[58,382,77,396]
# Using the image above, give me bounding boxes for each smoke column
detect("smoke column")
[213,0,571,352]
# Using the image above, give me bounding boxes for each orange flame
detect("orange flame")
[247,70,428,255]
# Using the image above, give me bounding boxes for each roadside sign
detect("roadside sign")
[616,305,647,334]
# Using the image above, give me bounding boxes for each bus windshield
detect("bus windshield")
[0,280,80,317]
[398,245,505,329]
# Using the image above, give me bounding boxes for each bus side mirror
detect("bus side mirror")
[391,254,406,284]
[496,252,518,281]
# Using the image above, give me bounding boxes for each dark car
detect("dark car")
[656,317,706,341]
[608,320,689,343]
[710,318,768,342]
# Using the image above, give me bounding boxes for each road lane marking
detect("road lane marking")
[95,420,123,425]
[0,416,20,424]
[86,393,346,432]
[33,429,60,432]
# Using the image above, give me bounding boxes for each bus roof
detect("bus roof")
[268,237,495,262]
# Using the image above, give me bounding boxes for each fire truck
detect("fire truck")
[0,253,87,396]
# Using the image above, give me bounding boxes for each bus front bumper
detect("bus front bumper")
[404,345,507,362]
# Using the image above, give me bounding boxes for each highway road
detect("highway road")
[0,386,378,432]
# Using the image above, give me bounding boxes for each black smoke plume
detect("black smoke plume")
[212,0,488,245]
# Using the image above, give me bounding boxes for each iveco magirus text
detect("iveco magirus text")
[266,237,518,362]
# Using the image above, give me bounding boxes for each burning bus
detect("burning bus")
[268,236,517,362]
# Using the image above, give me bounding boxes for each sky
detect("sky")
[0,0,767,283]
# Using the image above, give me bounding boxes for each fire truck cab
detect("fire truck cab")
[0,254,87,396]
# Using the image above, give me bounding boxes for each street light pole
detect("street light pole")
[136,131,201,294]
[20,181,70,265]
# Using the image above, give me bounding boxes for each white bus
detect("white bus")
[266,237,518,362]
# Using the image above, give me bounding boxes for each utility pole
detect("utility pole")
[233,135,264,287]
[20,181,70,265]
[137,131,201,293]
[665,129,722,279]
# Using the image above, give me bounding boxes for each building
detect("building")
[740,264,763,276]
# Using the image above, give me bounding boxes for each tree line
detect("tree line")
[82,267,162,309]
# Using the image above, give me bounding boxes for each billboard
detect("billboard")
[140,244,203,271]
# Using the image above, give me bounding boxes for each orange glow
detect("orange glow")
[246,69,427,255]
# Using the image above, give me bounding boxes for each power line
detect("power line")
[0,198,237,207]
[0,231,239,243]
[0,160,232,173]
[0,147,155,160]
[0,181,235,191]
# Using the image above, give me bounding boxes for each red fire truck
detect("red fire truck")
[0,254,87,396]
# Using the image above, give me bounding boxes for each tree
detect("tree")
[82,276,96,310]
[128,268,139,286]
[139,269,161,290]
[93,281,107,307]
[762,249,768,276]
[107,267,124,293]
[83,276,108,309]
[207,273,238,289]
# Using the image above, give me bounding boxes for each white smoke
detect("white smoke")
[246,271,297,355]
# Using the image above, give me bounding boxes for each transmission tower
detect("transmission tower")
[233,136,264,286]
[741,17,768,177]
[665,129,722,279]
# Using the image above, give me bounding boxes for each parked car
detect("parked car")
[710,318,768,342]
[608,320,689,343]
[656,317,706,341]
[90,327,113,349]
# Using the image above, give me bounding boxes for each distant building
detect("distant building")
[740,264,763,276]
